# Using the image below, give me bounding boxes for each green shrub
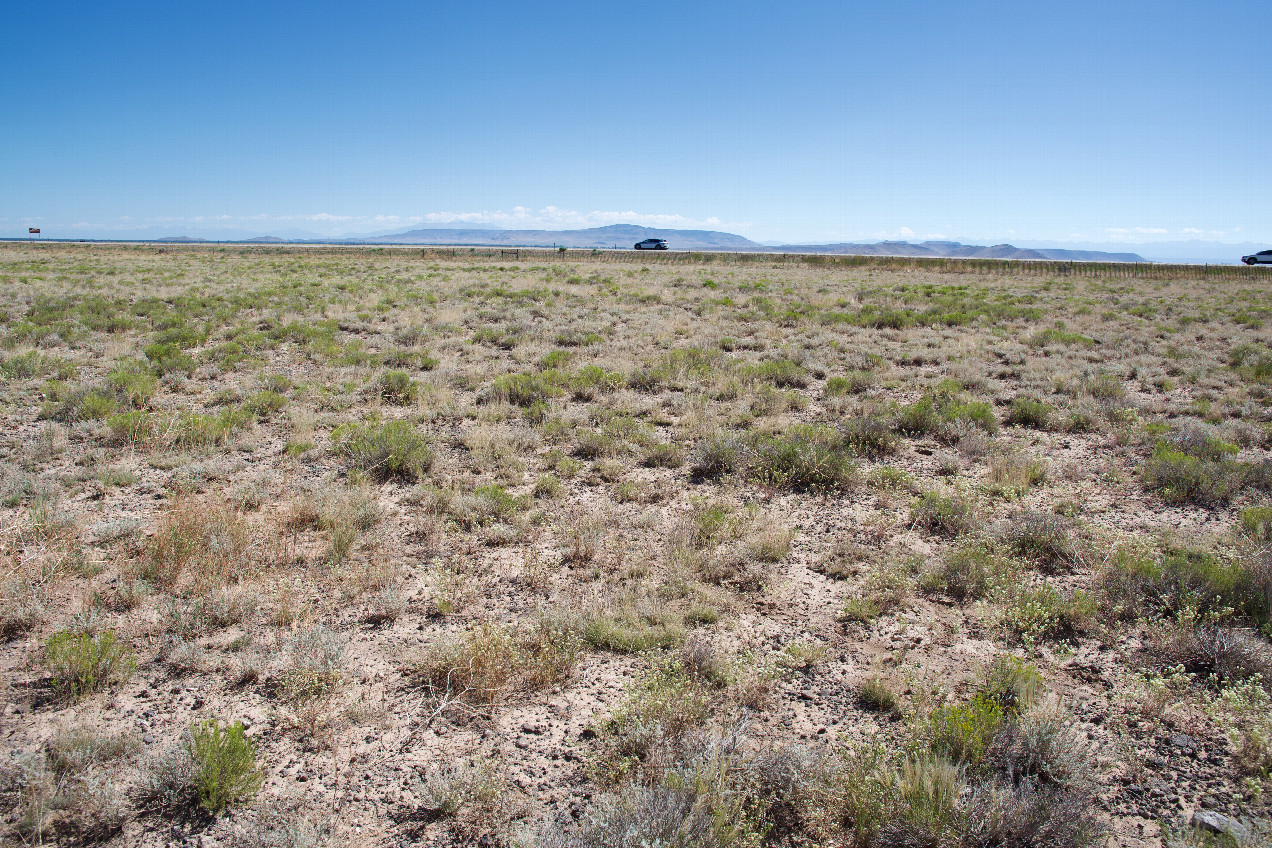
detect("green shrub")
[143,342,196,376]
[825,370,875,397]
[1,351,70,380]
[538,349,572,369]
[174,408,250,450]
[921,546,1013,602]
[1099,544,1270,628]
[894,395,940,436]
[582,611,686,653]
[333,419,433,481]
[744,358,809,388]
[841,415,899,458]
[45,630,135,700]
[188,720,264,813]
[643,443,684,468]
[554,329,603,347]
[1005,398,1053,429]
[378,370,418,405]
[243,389,288,418]
[41,386,117,422]
[1080,372,1125,399]
[383,349,438,371]
[1028,327,1096,348]
[979,655,1044,713]
[1240,505,1272,542]
[919,694,1005,765]
[571,365,624,399]
[838,597,882,624]
[1002,583,1095,643]
[868,466,918,492]
[533,473,563,499]
[106,360,158,407]
[1142,445,1236,505]
[911,491,975,538]
[859,675,900,715]
[748,426,857,492]
[106,409,157,444]
[895,393,998,439]
[485,372,564,407]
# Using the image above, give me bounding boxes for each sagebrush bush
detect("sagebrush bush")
[278,625,347,702]
[44,630,135,700]
[984,709,1094,789]
[1153,623,1272,686]
[189,719,264,813]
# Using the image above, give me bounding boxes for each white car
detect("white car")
[634,238,668,250]
[1243,250,1272,265]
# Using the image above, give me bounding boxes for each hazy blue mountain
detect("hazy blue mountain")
[364,224,760,250]
[366,227,1147,261]
[765,240,1146,262]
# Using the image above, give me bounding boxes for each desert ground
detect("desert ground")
[2,243,1271,847]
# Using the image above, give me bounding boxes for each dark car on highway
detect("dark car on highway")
[634,238,668,250]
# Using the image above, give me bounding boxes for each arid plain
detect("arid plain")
[2,243,1271,847]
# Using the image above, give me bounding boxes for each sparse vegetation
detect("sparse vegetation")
[1,244,1266,845]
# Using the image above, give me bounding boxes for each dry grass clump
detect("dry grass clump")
[921,545,1015,602]
[142,497,254,591]
[407,760,509,843]
[409,619,580,707]
[1001,511,1080,572]
[332,418,433,481]
[911,490,976,538]
[277,625,348,703]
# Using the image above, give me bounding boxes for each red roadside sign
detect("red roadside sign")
[28,228,40,234]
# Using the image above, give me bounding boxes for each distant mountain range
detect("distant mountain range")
[359,225,1147,262]
[362,224,759,251]
[19,225,1163,262]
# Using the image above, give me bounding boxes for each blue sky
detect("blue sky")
[2,1,1268,251]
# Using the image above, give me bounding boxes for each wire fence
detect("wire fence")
[10,241,1270,282]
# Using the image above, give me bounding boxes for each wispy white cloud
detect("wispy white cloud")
[867,226,916,240]
[32,207,747,238]
[416,206,739,231]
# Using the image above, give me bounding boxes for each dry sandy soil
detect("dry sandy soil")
[2,244,1271,847]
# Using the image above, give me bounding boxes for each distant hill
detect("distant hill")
[363,227,1145,262]
[363,224,759,251]
[766,240,1147,263]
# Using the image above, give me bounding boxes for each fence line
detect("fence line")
[8,241,1270,282]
